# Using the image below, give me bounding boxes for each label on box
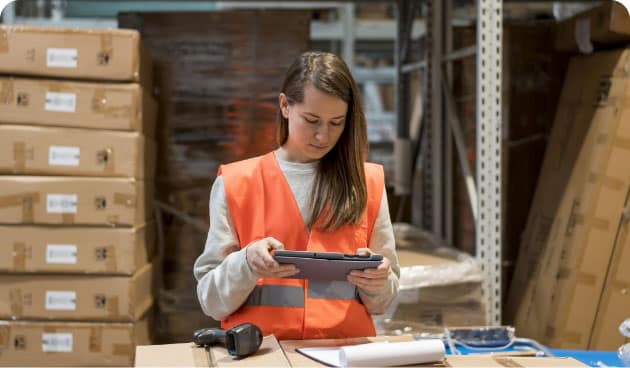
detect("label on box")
[46,244,77,264]
[46,48,78,68]
[42,333,73,352]
[45,92,77,112]
[49,146,80,166]
[45,291,76,311]
[46,194,78,213]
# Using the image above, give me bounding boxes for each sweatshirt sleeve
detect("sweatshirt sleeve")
[194,176,259,321]
[358,187,400,314]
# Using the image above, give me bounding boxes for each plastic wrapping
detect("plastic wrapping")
[393,223,484,290]
[373,223,486,336]
[620,319,630,366]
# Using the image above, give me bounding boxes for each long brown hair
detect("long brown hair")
[277,51,368,231]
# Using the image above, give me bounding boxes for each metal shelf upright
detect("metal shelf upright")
[394,0,502,325]
[1,0,503,326]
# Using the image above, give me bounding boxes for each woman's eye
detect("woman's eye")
[305,118,319,124]
[331,120,344,127]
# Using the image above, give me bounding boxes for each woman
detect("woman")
[194,51,399,340]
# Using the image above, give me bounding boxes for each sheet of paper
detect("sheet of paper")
[297,339,445,367]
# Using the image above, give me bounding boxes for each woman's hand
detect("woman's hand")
[347,247,390,292]
[245,237,299,278]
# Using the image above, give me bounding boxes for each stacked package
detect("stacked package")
[508,47,630,351]
[373,223,486,335]
[118,10,311,342]
[507,1,630,350]
[0,25,156,366]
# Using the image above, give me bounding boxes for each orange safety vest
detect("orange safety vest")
[218,152,384,340]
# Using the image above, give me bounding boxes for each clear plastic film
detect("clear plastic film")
[393,222,484,290]
[620,319,630,366]
[373,223,485,336]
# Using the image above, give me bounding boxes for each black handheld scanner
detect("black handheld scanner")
[193,323,263,358]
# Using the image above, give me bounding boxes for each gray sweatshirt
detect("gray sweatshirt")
[194,153,400,321]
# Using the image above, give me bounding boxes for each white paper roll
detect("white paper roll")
[339,339,444,367]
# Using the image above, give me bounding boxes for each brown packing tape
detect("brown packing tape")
[9,289,23,317]
[0,78,14,104]
[590,217,610,231]
[89,326,102,353]
[600,176,625,191]
[12,242,26,271]
[556,267,597,285]
[114,192,136,207]
[596,133,608,144]
[43,326,58,333]
[23,193,37,223]
[493,357,523,367]
[102,147,115,175]
[112,343,132,356]
[0,325,9,349]
[43,81,63,93]
[100,33,113,66]
[0,193,40,223]
[587,173,625,190]
[107,296,120,317]
[105,244,117,272]
[132,89,141,125]
[0,193,39,208]
[13,142,26,172]
[107,214,120,225]
[92,88,132,119]
[0,27,7,53]
[61,213,75,224]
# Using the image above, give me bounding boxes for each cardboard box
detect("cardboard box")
[0,318,150,366]
[589,208,630,350]
[555,1,630,52]
[136,335,586,367]
[0,125,155,178]
[0,223,154,274]
[0,176,151,226]
[0,25,151,83]
[510,49,630,349]
[136,336,289,367]
[0,77,156,135]
[0,263,153,321]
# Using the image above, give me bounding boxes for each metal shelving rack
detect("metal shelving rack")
[1,0,503,326]
[393,0,502,326]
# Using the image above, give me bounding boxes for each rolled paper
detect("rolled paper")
[339,339,445,367]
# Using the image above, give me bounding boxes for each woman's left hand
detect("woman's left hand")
[346,248,390,292]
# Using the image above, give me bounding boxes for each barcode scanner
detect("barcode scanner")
[193,323,263,358]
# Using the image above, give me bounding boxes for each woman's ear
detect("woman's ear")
[278,93,290,119]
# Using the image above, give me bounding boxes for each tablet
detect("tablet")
[273,250,383,281]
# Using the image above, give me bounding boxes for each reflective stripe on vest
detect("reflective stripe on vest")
[246,285,304,307]
[308,281,358,300]
[245,282,358,307]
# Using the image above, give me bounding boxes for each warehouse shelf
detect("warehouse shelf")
[2,0,504,327]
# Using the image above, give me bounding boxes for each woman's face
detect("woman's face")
[279,84,348,163]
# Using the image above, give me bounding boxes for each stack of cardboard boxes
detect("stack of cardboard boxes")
[0,26,156,366]
[507,1,630,351]
[118,11,311,342]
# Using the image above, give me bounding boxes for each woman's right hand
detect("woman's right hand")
[245,237,299,278]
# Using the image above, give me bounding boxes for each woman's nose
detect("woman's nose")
[315,125,329,142]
